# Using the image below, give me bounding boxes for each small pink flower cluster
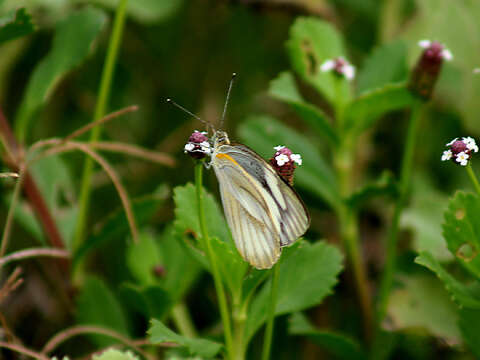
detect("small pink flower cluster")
[184,130,211,159]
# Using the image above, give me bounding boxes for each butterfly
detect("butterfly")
[173,73,310,269]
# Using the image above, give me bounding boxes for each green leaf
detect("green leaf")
[73,188,168,269]
[357,41,408,94]
[15,7,107,140]
[344,83,413,135]
[458,308,480,359]
[285,17,351,106]
[76,276,130,348]
[88,0,183,24]
[443,191,480,278]
[289,312,366,360]
[0,8,35,44]
[126,232,162,286]
[415,252,480,309]
[238,115,340,209]
[121,283,172,319]
[269,72,338,145]
[387,274,461,342]
[245,241,343,342]
[346,171,398,208]
[93,349,140,360]
[401,175,451,261]
[148,319,223,358]
[173,183,232,244]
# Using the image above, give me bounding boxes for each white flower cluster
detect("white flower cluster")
[418,40,453,61]
[274,145,302,166]
[441,137,478,166]
[184,130,211,155]
[320,57,355,80]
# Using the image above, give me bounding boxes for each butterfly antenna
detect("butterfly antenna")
[166,98,212,131]
[220,72,237,129]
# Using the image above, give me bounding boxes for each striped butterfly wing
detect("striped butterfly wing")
[212,143,310,269]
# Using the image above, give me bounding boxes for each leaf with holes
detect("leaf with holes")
[286,17,351,107]
[443,191,480,278]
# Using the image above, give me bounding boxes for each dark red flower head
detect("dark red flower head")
[269,146,302,185]
[184,130,211,159]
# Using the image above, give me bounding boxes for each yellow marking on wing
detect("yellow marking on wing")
[216,153,240,166]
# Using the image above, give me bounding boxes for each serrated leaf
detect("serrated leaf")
[88,0,183,24]
[245,241,343,342]
[415,252,480,309]
[269,72,337,145]
[443,191,480,278]
[387,274,461,342]
[93,349,140,360]
[289,312,366,360]
[344,83,413,135]
[0,8,35,44]
[357,41,408,94]
[238,115,340,209]
[173,183,231,244]
[76,276,130,348]
[73,189,168,268]
[346,171,398,208]
[148,319,223,358]
[15,6,107,140]
[458,308,480,359]
[285,17,351,107]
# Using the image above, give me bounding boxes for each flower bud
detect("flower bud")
[184,130,211,160]
[320,57,355,80]
[409,40,452,100]
[269,145,302,185]
[441,137,478,166]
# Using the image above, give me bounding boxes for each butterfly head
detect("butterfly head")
[213,130,230,147]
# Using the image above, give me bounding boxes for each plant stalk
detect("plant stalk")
[261,263,280,360]
[194,163,234,359]
[74,0,129,252]
[171,302,197,338]
[466,163,480,196]
[375,99,423,339]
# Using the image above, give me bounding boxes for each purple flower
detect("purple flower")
[269,145,302,185]
[441,137,478,166]
[184,130,211,159]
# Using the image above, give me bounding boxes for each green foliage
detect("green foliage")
[245,241,343,341]
[238,115,340,209]
[356,41,408,94]
[89,0,184,24]
[458,308,480,359]
[289,312,366,360]
[173,183,232,244]
[344,83,414,135]
[387,274,461,342]
[76,275,130,347]
[269,71,338,145]
[286,17,351,106]
[148,319,223,358]
[0,8,35,44]
[15,7,107,140]
[92,349,140,360]
[415,252,480,309]
[346,171,398,208]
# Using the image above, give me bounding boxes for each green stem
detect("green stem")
[261,263,280,360]
[232,299,247,360]
[466,164,480,196]
[171,302,197,338]
[335,138,373,340]
[375,99,423,337]
[195,163,234,360]
[73,0,129,253]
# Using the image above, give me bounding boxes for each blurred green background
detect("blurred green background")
[1,0,480,359]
